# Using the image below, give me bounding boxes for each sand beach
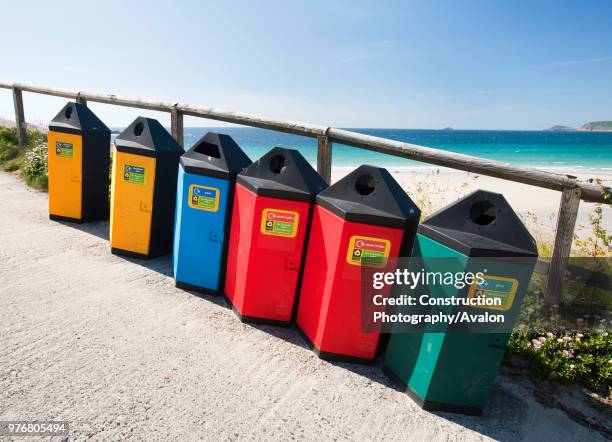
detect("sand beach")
[332,167,612,246]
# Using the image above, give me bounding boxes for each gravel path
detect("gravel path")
[0,171,605,441]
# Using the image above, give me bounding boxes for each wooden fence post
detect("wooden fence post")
[544,187,581,306]
[76,93,87,106]
[171,106,184,147]
[12,87,27,145]
[317,135,332,184]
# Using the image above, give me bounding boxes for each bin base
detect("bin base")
[111,247,151,260]
[222,293,292,327]
[382,365,483,416]
[176,280,220,296]
[50,214,83,224]
[294,325,376,365]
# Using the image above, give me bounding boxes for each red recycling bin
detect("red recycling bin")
[296,165,421,362]
[224,147,327,324]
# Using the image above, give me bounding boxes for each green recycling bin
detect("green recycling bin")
[383,190,538,415]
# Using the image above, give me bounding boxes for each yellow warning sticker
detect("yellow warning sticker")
[261,208,299,238]
[188,184,220,212]
[467,275,518,311]
[346,235,392,268]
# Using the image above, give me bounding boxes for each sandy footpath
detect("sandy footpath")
[0,171,606,441]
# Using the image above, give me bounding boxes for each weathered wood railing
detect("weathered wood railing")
[1,81,609,305]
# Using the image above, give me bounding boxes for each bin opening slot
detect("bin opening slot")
[194,141,221,158]
[65,106,73,119]
[134,122,144,136]
[355,174,375,195]
[469,200,496,225]
[269,155,286,174]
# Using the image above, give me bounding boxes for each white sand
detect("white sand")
[332,167,612,246]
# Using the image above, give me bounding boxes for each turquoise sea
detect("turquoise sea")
[115,128,612,174]
[183,128,612,174]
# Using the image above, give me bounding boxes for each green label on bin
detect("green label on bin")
[467,275,518,311]
[124,164,145,185]
[188,184,219,212]
[55,141,73,158]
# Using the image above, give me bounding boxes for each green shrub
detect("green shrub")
[24,173,48,191]
[22,143,48,181]
[508,329,611,393]
[26,130,47,147]
[0,145,20,162]
[3,157,23,172]
[0,127,19,146]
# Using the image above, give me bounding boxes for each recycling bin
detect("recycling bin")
[224,147,327,324]
[173,132,251,293]
[296,165,421,363]
[110,117,183,259]
[383,190,538,415]
[48,102,110,223]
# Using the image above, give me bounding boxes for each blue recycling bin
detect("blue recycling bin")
[173,132,251,293]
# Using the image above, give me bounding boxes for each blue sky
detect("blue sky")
[1,0,611,129]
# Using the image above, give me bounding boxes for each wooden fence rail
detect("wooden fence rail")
[1,81,610,305]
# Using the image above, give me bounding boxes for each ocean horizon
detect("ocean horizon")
[112,127,612,175]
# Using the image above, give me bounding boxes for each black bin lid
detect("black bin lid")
[115,117,183,157]
[49,102,109,134]
[237,146,327,202]
[316,165,421,228]
[180,132,251,179]
[418,190,538,258]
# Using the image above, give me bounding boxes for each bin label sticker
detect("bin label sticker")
[124,164,145,185]
[467,275,518,311]
[188,185,220,212]
[55,141,73,158]
[261,209,299,238]
[346,235,391,268]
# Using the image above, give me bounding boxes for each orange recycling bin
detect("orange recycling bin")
[48,102,110,223]
[109,117,183,258]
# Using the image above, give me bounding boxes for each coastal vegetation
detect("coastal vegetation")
[582,121,612,131]
[547,121,612,132]
[547,125,576,132]
[508,328,610,392]
[0,127,47,189]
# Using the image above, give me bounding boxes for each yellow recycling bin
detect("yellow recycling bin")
[48,102,110,222]
[110,117,183,259]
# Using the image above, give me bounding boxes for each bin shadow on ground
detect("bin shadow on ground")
[241,319,538,441]
[333,355,537,441]
[248,323,312,350]
[122,254,174,277]
[57,219,110,240]
[435,380,532,441]
[334,353,534,440]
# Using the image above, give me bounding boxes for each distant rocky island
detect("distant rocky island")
[546,121,612,132]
